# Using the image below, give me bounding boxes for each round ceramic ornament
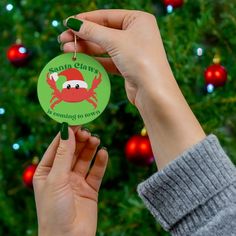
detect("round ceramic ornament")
[37,53,111,125]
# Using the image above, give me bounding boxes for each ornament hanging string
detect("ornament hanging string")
[72,34,77,61]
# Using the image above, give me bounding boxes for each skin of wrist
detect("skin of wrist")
[39,230,71,236]
[134,70,178,113]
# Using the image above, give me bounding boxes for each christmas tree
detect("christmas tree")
[0,0,236,235]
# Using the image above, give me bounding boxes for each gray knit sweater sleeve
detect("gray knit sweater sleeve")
[137,135,236,236]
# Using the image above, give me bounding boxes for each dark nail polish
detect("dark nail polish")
[61,122,68,140]
[57,35,61,43]
[66,18,83,31]
[92,134,100,139]
[81,127,90,133]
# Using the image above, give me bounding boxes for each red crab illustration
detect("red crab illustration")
[46,68,102,110]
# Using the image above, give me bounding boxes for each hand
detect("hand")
[59,10,205,170]
[59,10,173,106]
[33,125,108,236]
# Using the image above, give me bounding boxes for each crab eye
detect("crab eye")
[75,84,80,89]
[67,84,71,89]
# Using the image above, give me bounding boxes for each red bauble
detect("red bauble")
[164,0,184,8]
[22,164,37,187]
[7,44,30,67]
[204,64,227,87]
[125,135,154,166]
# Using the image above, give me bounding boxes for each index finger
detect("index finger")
[37,133,60,169]
[73,9,133,29]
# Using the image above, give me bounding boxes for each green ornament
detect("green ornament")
[37,53,111,125]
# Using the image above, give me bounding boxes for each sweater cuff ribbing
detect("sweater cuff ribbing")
[137,135,236,233]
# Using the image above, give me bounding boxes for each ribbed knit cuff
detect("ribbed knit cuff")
[137,135,236,235]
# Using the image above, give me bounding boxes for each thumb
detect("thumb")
[65,17,119,50]
[50,123,76,176]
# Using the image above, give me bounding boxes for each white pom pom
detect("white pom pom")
[50,72,59,81]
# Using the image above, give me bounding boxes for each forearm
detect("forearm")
[135,65,205,170]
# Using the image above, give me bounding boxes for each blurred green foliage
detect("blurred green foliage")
[0,0,236,235]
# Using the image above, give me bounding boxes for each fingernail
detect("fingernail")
[92,134,100,139]
[57,35,61,43]
[61,122,68,140]
[60,43,64,51]
[66,18,83,31]
[81,127,90,133]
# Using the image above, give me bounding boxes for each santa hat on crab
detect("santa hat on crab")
[50,68,88,89]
